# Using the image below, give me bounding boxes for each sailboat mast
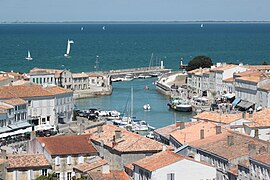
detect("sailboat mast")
[131,87,133,118]
[148,53,154,69]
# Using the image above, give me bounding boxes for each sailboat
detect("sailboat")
[102,26,106,30]
[200,24,204,28]
[81,27,84,31]
[25,50,33,61]
[64,39,74,57]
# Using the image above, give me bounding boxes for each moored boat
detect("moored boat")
[167,97,192,112]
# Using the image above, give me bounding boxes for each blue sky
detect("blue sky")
[1,0,270,22]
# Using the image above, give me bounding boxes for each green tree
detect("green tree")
[186,56,213,71]
[262,60,268,65]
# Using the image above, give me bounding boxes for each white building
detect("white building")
[187,68,210,96]
[0,84,73,128]
[132,150,216,180]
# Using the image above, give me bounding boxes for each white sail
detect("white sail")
[25,50,32,61]
[102,26,106,30]
[64,39,74,57]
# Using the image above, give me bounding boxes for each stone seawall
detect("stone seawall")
[73,87,113,99]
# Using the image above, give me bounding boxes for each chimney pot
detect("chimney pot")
[227,135,234,146]
[216,126,222,135]
[115,130,121,140]
[254,129,259,138]
[200,129,204,140]
[242,112,246,119]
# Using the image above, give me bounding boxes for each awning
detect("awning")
[0,126,12,134]
[222,93,235,99]
[237,100,254,109]
[232,98,241,107]
[0,127,32,138]
[34,124,54,131]
[8,121,32,130]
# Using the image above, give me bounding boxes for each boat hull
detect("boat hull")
[167,103,192,112]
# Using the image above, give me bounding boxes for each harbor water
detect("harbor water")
[1,23,270,128]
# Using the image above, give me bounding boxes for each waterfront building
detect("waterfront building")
[176,130,270,180]
[29,68,64,87]
[6,154,51,180]
[249,153,270,179]
[234,71,270,109]
[209,63,247,96]
[72,72,89,91]
[86,125,165,170]
[28,134,98,180]
[130,150,216,180]
[0,84,73,129]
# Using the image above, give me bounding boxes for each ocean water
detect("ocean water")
[1,23,270,128]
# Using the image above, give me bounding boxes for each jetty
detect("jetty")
[97,66,171,78]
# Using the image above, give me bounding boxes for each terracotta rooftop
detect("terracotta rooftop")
[0,76,9,81]
[88,170,129,180]
[190,130,270,161]
[3,98,27,106]
[87,125,165,153]
[258,84,270,91]
[228,166,238,176]
[250,153,270,166]
[7,154,51,169]
[236,74,269,83]
[133,150,184,171]
[238,160,250,168]
[234,69,260,77]
[0,84,71,99]
[188,68,210,76]
[193,111,243,124]
[29,68,63,75]
[244,108,270,127]
[72,73,89,78]
[154,122,199,139]
[245,65,270,70]
[45,86,73,95]
[37,134,97,156]
[223,77,234,83]
[87,73,105,77]
[170,121,222,145]
[211,64,237,72]
[73,157,108,173]
[0,105,12,110]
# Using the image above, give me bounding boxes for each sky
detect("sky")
[1,0,270,22]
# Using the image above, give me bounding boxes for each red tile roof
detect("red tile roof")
[3,98,27,106]
[190,130,270,161]
[87,170,130,180]
[0,84,72,99]
[133,150,184,171]
[170,121,222,145]
[7,154,50,169]
[193,111,243,124]
[37,134,97,156]
[87,125,165,153]
[73,157,108,173]
[251,153,270,166]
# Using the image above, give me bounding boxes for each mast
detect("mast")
[148,53,154,69]
[131,87,133,118]
[95,55,99,71]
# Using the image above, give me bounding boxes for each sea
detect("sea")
[0,23,270,128]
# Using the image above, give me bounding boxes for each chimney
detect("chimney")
[248,140,257,156]
[249,112,253,118]
[200,129,204,140]
[254,129,259,138]
[227,135,234,146]
[115,130,121,140]
[216,126,222,135]
[97,126,103,133]
[242,112,246,119]
[175,121,181,128]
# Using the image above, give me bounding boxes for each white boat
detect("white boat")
[122,75,133,81]
[201,24,204,28]
[143,104,151,110]
[25,50,33,61]
[81,27,84,31]
[102,26,106,30]
[111,77,124,82]
[138,74,151,79]
[131,120,149,131]
[146,131,155,139]
[64,39,74,57]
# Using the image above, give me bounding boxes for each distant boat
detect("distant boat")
[102,26,106,30]
[81,27,84,31]
[25,50,33,61]
[143,104,151,110]
[64,39,74,57]
[200,24,204,28]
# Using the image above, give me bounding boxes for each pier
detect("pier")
[96,66,171,78]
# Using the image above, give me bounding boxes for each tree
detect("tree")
[36,172,58,180]
[186,56,213,71]
[262,60,268,65]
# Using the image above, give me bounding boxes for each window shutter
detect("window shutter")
[67,156,72,165]
[55,156,60,165]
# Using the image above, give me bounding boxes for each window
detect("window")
[78,156,84,164]
[139,169,143,180]
[67,156,72,165]
[42,169,48,176]
[55,156,60,165]
[67,172,72,180]
[167,173,175,180]
[47,116,50,122]
[56,173,60,179]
